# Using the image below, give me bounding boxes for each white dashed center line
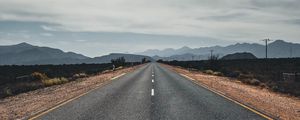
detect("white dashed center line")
[151,89,154,96]
[151,70,155,96]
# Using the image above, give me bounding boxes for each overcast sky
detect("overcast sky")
[0,0,299,57]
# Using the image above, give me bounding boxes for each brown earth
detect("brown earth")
[162,64,300,120]
[0,65,143,120]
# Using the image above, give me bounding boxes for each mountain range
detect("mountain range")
[139,40,300,60]
[0,43,152,65]
[1,40,299,65]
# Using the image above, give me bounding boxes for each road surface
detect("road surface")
[34,63,267,120]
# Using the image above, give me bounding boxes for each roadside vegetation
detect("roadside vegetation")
[158,58,300,96]
[0,57,150,98]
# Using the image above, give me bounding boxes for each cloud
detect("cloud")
[40,33,53,37]
[75,39,87,42]
[0,0,299,44]
[40,25,57,31]
[284,19,300,25]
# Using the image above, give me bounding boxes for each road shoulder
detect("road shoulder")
[161,64,300,120]
[0,65,143,120]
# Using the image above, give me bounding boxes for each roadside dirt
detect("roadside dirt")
[162,64,300,120]
[0,65,143,120]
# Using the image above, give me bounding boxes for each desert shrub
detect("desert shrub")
[42,77,69,86]
[242,79,261,86]
[270,84,287,93]
[0,87,13,98]
[207,54,220,71]
[60,77,68,83]
[0,62,141,98]
[224,71,240,78]
[72,73,88,80]
[249,79,261,86]
[101,70,112,74]
[4,87,12,96]
[203,70,214,75]
[111,57,126,67]
[259,83,268,88]
[31,72,48,81]
[213,72,224,76]
[116,66,123,70]
[239,74,254,79]
[160,58,300,96]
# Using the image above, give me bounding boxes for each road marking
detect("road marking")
[111,73,126,80]
[179,74,274,120]
[152,79,154,83]
[29,73,127,120]
[152,74,154,77]
[151,89,154,96]
[180,74,195,80]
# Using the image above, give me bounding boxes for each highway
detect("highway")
[34,63,267,120]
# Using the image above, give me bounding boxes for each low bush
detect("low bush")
[225,71,240,78]
[259,83,268,88]
[4,87,12,96]
[101,70,112,74]
[72,73,88,80]
[31,72,48,81]
[239,74,254,79]
[116,66,123,70]
[0,62,142,98]
[203,70,214,75]
[241,79,261,86]
[42,77,69,86]
[213,72,224,76]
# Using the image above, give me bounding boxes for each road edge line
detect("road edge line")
[111,73,126,80]
[180,73,275,120]
[28,73,127,120]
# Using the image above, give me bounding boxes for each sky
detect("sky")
[0,0,299,57]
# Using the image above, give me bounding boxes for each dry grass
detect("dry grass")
[162,64,300,120]
[42,77,69,86]
[0,65,143,120]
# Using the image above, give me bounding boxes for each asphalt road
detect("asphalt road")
[35,63,266,120]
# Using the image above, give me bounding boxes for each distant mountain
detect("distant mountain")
[140,40,300,60]
[153,53,207,61]
[0,43,89,65]
[221,52,257,60]
[83,53,153,64]
[0,43,152,65]
[140,46,193,57]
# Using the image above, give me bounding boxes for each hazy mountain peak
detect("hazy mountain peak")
[164,48,175,51]
[0,43,89,65]
[179,46,191,50]
[15,42,33,47]
[271,40,288,45]
[140,40,300,59]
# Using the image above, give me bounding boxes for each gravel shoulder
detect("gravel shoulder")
[0,65,143,120]
[162,64,300,120]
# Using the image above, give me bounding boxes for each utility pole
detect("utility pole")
[262,38,271,72]
[262,38,271,59]
[290,46,293,58]
[210,50,214,60]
